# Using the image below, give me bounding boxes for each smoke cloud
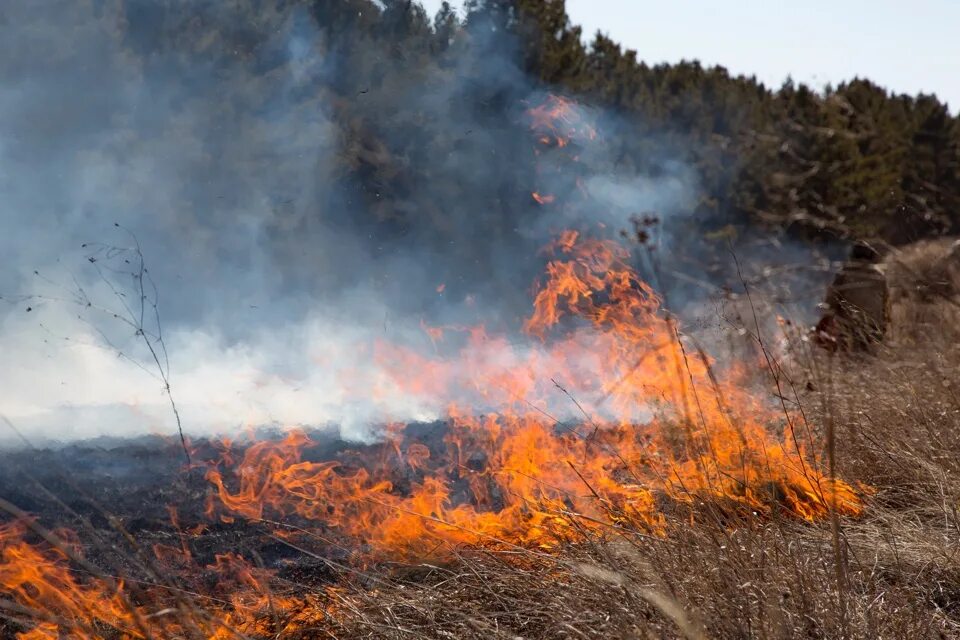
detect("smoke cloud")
[0,1,826,446]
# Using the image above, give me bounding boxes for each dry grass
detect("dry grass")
[320,248,960,640]
[5,245,960,639]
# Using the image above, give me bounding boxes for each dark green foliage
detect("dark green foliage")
[117,0,960,254]
[505,0,960,244]
[381,0,960,246]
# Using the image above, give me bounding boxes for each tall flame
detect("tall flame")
[205,227,860,558]
[0,94,863,638]
[203,95,861,558]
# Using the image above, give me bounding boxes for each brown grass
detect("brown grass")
[5,245,960,639]
[320,247,960,640]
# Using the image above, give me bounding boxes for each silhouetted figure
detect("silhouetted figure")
[814,241,890,351]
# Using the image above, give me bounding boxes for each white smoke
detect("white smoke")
[0,1,708,446]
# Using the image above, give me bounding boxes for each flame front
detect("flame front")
[205,228,860,558]
[0,518,338,639]
[0,93,863,638]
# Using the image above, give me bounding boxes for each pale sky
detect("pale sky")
[420,0,959,110]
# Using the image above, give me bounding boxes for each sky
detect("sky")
[421,0,960,110]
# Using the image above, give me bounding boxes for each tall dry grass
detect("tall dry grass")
[322,246,960,640]
[4,243,960,639]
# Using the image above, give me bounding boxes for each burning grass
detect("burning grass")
[0,262,935,638]
[2,303,960,638]
[198,229,858,566]
[1,92,958,637]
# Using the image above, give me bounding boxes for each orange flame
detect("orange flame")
[526,94,597,143]
[0,518,340,638]
[0,92,864,637]
[201,94,861,559]
[205,229,861,559]
[531,191,556,205]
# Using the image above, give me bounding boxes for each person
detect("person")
[814,240,890,351]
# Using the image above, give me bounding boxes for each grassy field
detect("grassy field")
[317,246,960,639]
[2,244,959,640]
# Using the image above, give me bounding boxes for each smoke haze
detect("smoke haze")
[0,1,830,446]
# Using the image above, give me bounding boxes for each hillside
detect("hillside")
[508,0,960,245]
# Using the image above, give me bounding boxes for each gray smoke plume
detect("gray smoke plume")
[0,1,825,446]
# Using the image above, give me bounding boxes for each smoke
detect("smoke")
[0,1,821,446]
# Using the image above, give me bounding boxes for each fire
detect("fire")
[204,227,860,559]
[526,94,598,144]
[0,93,864,637]
[199,95,861,558]
[532,191,556,205]
[0,520,136,639]
[0,518,339,638]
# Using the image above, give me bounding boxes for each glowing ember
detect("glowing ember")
[532,192,556,205]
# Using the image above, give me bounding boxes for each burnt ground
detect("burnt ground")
[0,421,461,584]
[0,431,345,590]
